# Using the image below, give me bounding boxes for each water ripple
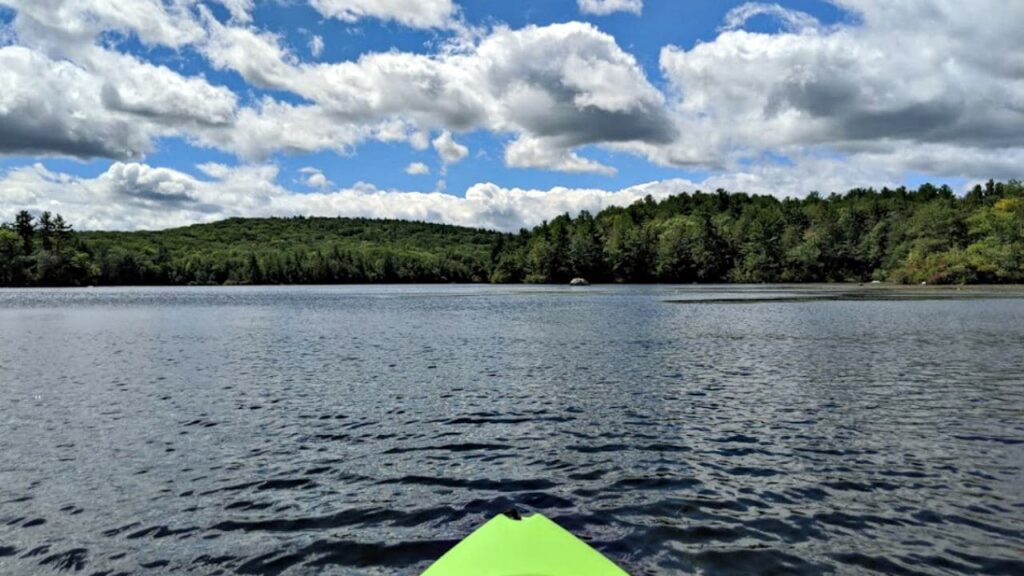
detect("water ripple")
[1,285,1022,575]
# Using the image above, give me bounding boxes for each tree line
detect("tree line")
[2,180,1022,286]
[493,180,1024,284]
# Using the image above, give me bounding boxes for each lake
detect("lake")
[1,285,1022,575]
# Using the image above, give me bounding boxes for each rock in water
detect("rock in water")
[570,278,590,286]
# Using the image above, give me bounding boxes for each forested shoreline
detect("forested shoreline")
[2,180,1022,286]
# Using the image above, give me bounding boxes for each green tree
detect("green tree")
[656,216,697,282]
[602,213,635,281]
[734,203,786,282]
[53,214,73,252]
[568,211,604,280]
[0,229,23,285]
[14,210,34,256]
[38,211,55,252]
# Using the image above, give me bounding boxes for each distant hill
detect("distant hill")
[19,217,502,285]
[80,217,500,256]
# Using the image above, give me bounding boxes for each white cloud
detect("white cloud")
[577,0,642,16]
[432,131,468,165]
[0,46,151,159]
[655,0,1024,173]
[720,2,820,33]
[505,136,615,175]
[211,0,255,23]
[93,48,238,128]
[476,23,670,144]
[307,173,329,188]
[308,0,457,29]
[0,43,236,159]
[405,162,430,175]
[199,20,672,168]
[300,167,333,189]
[0,2,238,159]
[192,100,437,162]
[199,10,300,89]
[309,34,324,58]
[103,161,204,205]
[0,0,205,49]
[194,99,369,160]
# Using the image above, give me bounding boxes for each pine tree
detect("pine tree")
[38,211,55,252]
[14,210,34,255]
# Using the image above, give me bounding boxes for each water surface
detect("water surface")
[1,285,1022,575]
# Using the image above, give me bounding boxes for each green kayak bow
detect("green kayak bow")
[422,512,629,576]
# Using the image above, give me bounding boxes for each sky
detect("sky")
[0,0,1021,231]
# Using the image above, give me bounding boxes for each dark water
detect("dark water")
[1,285,1022,575]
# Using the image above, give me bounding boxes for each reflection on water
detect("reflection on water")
[0,285,1022,575]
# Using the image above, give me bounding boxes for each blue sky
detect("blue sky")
[0,0,1019,229]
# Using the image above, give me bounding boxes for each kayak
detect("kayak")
[422,511,629,576]
[422,512,628,576]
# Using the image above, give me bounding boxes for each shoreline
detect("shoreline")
[3,282,1024,294]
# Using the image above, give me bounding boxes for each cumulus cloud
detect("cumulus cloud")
[505,136,615,175]
[655,0,1024,172]
[199,11,299,89]
[199,20,673,169]
[300,167,333,189]
[432,131,468,165]
[577,0,642,16]
[0,0,204,49]
[308,0,457,29]
[0,46,151,159]
[95,49,237,128]
[405,162,431,175]
[0,1,240,160]
[0,44,238,159]
[103,162,206,206]
[477,24,672,145]
[193,101,440,162]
